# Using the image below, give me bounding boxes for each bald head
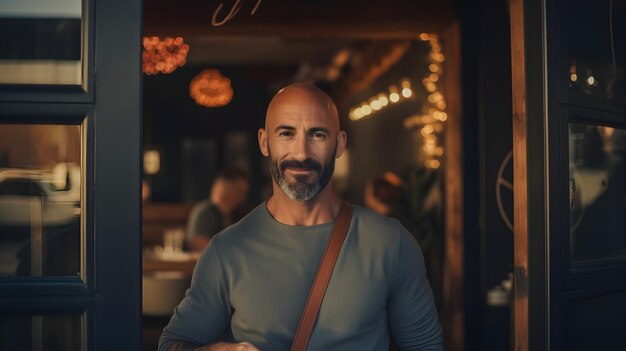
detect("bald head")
[265,83,340,131]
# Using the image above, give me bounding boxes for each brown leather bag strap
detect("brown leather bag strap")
[291,200,353,351]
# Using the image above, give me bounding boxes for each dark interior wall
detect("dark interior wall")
[458,0,514,350]
[476,0,514,349]
[346,102,423,204]
[344,41,429,205]
[143,65,274,202]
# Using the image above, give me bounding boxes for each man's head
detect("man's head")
[258,83,347,202]
[210,167,250,215]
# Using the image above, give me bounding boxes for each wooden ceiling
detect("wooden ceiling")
[144,0,455,39]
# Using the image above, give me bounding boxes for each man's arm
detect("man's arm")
[388,228,443,350]
[159,238,235,351]
[167,341,260,351]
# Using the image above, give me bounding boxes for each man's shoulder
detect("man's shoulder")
[352,204,407,233]
[349,204,414,247]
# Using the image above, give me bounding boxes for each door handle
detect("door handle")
[569,178,576,209]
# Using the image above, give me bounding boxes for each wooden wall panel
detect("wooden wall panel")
[509,0,529,350]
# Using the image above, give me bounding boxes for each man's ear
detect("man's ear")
[258,128,269,157]
[335,130,347,158]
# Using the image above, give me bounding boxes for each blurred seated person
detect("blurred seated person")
[364,172,403,217]
[186,167,251,251]
[142,180,151,203]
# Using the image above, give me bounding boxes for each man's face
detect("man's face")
[211,178,249,214]
[259,85,346,202]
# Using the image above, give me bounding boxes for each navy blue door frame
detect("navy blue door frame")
[0,0,143,349]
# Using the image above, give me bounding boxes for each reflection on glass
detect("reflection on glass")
[0,124,81,277]
[564,0,625,103]
[569,122,626,262]
[0,0,82,85]
[0,314,82,351]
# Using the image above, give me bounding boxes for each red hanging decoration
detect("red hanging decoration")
[189,69,234,108]
[142,36,189,75]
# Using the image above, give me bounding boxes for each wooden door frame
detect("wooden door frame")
[509,0,550,350]
[441,21,464,351]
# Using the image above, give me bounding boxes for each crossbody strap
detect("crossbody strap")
[290,200,353,351]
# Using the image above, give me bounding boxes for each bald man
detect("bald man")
[159,84,443,351]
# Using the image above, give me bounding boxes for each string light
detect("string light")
[401,79,413,98]
[349,81,412,120]
[377,94,389,107]
[349,34,448,170]
[405,34,448,170]
[370,98,382,110]
[389,92,400,103]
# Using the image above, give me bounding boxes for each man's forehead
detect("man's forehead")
[265,83,339,129]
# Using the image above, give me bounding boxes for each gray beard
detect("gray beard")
[268,146,336,202]
[276,173,321,201]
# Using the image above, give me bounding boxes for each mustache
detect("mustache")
[280,159,322,172]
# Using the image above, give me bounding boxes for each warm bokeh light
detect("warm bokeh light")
[355,107,364,117]
[144,150,161,175]
[402,88,412,98]
[570,73,578,82]
[142,36,189,75]
[431,53,445,62]
[389,92,400,103]
[378,95,389,107]
[189,69,234,107]
[435,111,448,121]
[421,124,434,136]
[370,99,382,110]
[586,75,596,86]
[361,104,372,115]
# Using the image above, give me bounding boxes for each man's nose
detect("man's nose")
[291,133,311,161]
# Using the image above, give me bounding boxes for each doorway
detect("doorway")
[140,0,464,350]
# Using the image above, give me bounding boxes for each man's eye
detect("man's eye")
[312,133,326,139]
[279,131,293,137]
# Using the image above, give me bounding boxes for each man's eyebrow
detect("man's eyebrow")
[274,125,296,132]
[308,127,330,135]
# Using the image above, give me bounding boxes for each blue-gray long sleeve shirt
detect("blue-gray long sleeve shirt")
[160,204,443,351]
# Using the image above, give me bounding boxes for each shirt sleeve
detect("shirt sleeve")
[187,203,224,240]
[158,238,232,351]
[388,228,443,350]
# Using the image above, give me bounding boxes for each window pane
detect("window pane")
[562,0,626,104]
[0,0,82,85]
[0,124,82,277]
[569,122,626,262]
[0,314,83,351]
